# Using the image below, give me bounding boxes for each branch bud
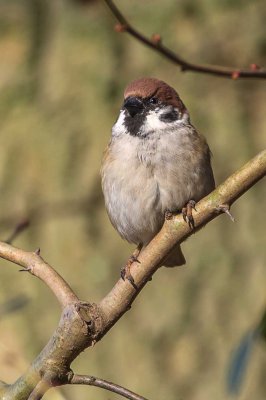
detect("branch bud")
[232,71,240,80]
[250,63,260,71]
[114,23,127,33]
[151,33,162,45]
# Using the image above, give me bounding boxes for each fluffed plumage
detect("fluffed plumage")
[101,78,215,267]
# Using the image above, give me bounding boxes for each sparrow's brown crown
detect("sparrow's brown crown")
[124,77,186,112]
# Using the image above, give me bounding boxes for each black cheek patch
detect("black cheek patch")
[159,110,179,123]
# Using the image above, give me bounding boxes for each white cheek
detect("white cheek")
[144,111,166,130]
[143,108,189,132]
[112,110,126,136]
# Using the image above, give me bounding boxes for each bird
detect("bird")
[101,77,215,283]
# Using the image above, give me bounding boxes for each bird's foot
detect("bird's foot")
[182,200,197,229]
[121,245,142,290]
[164,209,174,220]
[121,255,140,290]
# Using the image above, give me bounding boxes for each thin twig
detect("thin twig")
[103,0,266,80]
[71,374,149,400]
[0,243,79,308]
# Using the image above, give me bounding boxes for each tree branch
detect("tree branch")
[71,374,149,400]
[103,0,266,80]
[0,244,78,308]
[0,150,265,399]
[99,150,266,331]
[28,381,49,400]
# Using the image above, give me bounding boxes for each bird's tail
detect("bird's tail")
[163,243,186,267]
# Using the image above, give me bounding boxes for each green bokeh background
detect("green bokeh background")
[0,1,265,399]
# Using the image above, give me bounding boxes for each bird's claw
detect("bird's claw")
[182,200,197,229]
[121,255,140,290]
[164,209,174,220]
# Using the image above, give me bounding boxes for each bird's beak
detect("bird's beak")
[123,96,144,117]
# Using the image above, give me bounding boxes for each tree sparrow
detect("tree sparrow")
[101,78,215,281]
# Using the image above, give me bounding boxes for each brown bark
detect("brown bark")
[0,149,265,399]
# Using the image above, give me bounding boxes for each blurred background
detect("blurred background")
[0,0,265,399]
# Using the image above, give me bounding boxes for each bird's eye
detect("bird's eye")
[149,97,158,105]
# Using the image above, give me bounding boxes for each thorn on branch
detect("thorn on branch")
[216,204,235,222]
[35,248,41,256]
[19,267,33,273]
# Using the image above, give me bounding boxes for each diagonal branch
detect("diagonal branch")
[99,150,266,331]
[71,374,149,400]
[0,150,265,400]
[103,0,266,80]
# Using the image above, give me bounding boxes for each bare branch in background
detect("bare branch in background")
[5,219,30,244]
[0,149,265,399]
[0,294,29,318]
[103,0,266,80]
[71,374,149,400]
